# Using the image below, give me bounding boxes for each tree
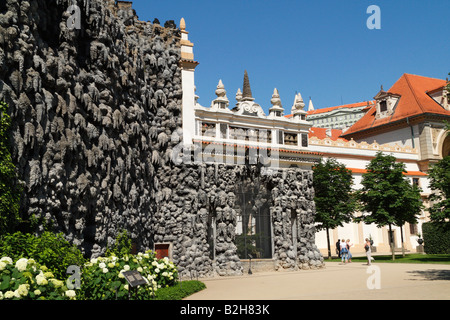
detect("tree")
[356,152,423,260]
[0,101,23,235]
[313,158,356,259]
[427,156,450,227]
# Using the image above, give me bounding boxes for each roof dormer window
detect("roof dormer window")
[374,85,400,119]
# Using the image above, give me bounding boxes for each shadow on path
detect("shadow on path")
[407,269,450,281]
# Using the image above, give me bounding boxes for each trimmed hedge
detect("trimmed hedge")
[422,222,450,254]
[153,280,206,300]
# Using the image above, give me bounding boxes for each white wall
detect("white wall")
[354,125,420,149]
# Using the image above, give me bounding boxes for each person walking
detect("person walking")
[336,239,341,258]
[346,239,353,263]
[364,238,372,265]
[340,239,348,264]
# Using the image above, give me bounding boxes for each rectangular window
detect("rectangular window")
[201,122,216,137]
[284,132,298,146]
[380,100,387,112]
[302,133,308,147]
[409,223,418,235]
[220,123,227,139]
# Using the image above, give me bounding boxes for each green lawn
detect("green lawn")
[327,254,450,264]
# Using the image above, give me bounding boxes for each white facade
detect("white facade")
[308,136,429,255]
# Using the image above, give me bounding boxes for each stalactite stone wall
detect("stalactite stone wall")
[0,0,183,257]
[153,163,323,278]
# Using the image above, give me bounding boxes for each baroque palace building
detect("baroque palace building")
[309,73,450,255]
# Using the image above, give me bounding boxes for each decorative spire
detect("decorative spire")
[308,97,314,111]
[293,92,305,109]
[242,70,254,101]
[180,17,186,31]
[212,79,229,109]
[269,88,284,117]
[291,92,307,121]
[215,79,227,98]
[235,88,242,102]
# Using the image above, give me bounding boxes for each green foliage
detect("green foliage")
[313,158,356,230]
[422,222,450,254]
[152,280,206,300]
[427,156,450,226]
[79,252,179,300]
[0,232,85,280]
[0,101,23,235]
[0,257,74,300]
[356,152,423,228]
[236,233,266,258]
[105,229,133,258]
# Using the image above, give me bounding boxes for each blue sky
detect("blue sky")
[131,0,449,114]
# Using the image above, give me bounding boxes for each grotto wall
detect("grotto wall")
[0,0,183,257]
[152,162,324,277]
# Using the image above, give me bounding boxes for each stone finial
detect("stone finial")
[180,17,186,31]
[293,92,305,110]
[271,88,281,106]
[269,88,284,117]
[235,88,242,102]
[242,70,254,101]
[215,79,227,98]
[291,92,307,120]
[212,79,229,109]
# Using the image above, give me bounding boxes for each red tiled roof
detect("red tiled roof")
[308,127,345,141]
[284,101,374,119]
[307,100,375,115]
[342,74,449,138]
[348,168,427,176]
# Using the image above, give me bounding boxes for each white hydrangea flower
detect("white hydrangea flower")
[36,274,48,286]
[4,291,14,299]
[15,258,28,272]
[65,290,76,299]
[17,284,29,297]
[0,257,13,265]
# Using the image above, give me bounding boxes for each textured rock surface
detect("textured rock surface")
[0,0,323,276]
[0,0,182,257]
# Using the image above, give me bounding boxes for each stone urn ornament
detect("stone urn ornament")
[417,234,424,245]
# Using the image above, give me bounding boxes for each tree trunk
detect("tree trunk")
[326,227,331,259]
[400,225,405,257]
[389,224,395,260]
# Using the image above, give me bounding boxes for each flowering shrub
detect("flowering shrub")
[0,232,85,280]
[0,257,74,300]
[80,250,178,300]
